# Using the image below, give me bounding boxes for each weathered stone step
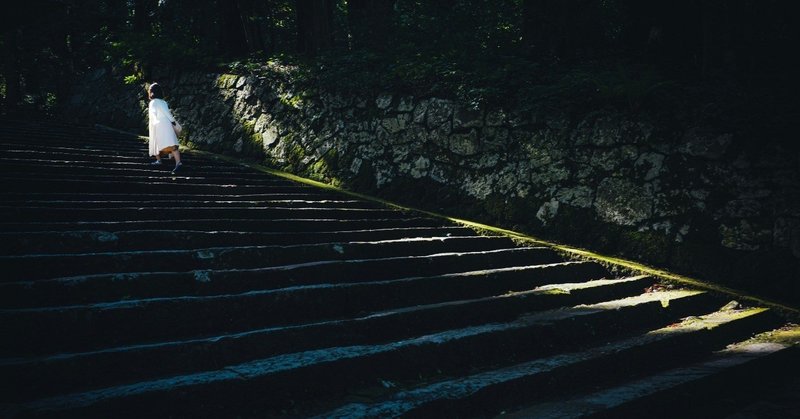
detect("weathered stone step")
[0,216,448,233]
[0,121,121,132]
[0,144,254,170]
[0,138,197,156]
[1,247,561,307]
[0,159,285,178]
[0,261,609,356]
[0,122,98,135]
[3,191,349,202]
[0,226,475,255]
[0,148,250,170]
[0,141,241,162]
[0,121,128,134]
[3,121,793,417]
[0,130,127,141]
[0,145,144,158]
[0,138,150,155]
[2,198,382,211]
[0,235,517,281]
[0,205,408,223]
[0,276,656,403]
[0,131,146,146]
[502,324,799,419]
[318,307,782,419]
[0,290,721,416]
[0,144,155,158]
[0,171,297,186]
[0,177,336,194]
[0,129,131,138]
[0,168,306,187]
[0,156,298,176]
[1,129,134,139]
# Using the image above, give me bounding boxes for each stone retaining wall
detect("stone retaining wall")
[63,65,800,303]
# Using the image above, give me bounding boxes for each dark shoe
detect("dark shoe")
[171,163,183,175]
[150,160,162,165]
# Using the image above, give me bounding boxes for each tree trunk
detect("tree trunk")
[347,0,393,50]
[701,0,715,78]
[1,0,23,116]
[133,0,158,33]
[522,0,568,57]
[53,2,75,109]
[521,0,545,54]
[218,0,249,59]
[295,0,334,56]
[236,0,266,56]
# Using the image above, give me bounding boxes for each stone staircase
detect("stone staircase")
[0,119,797,418]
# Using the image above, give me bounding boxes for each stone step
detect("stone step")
[0,226,476,255]
[0,235,517,281]
[0,120,128,133]
[0,261,610,356]
[0,290,725,416]
[0,169,310,186]
[0,138,130,149]
[317,306,783,419]
[501,324,799,419]
[0,148,251,170]
[0,171,295,186]
[1,247,562,307]
[0,146,254,171]
[0,276,655,403]
[0,146,145,158]
[0,204,409,223]
[0,138,235,160]
[0,143,192,156]
[0,216,448,233]
[0,134,159,147]
[0,177,337,194]
[0,155,288,173]
[2,121,796,417]
[0,159,287,177]
[1,148,149,161]
[2,198,382,210]
[0,130,130,141]
[2,191,350,202]
[0,138,149,155]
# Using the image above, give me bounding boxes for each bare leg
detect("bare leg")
[172,149,182,165]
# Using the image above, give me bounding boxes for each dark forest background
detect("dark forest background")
[2,0,799,118]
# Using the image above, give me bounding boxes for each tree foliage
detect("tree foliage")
[2,0,798,116]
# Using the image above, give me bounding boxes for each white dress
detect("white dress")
[148,98,179,156]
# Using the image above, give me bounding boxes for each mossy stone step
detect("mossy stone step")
[2,121,796,416]
[1,261,610,356]
[3,191,349,202]
[0,216,449,233]
[0,150,254,169]
[2,198,382,210]
[318,307,782,418]
[1,177,339,194]
[0,226,475,255]
[0,169,309,185]
[0,205,410,223]
[0,276,655,403]
[503,324,799,419]
[0,135,143,149]
[2,290,719,416]
[0,235,517,281]
[1,247,560,307]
